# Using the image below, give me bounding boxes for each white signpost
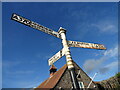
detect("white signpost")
[68,40,106,50]
[11,13,106,89]
[48,49,65,65]
[11,13,61,39]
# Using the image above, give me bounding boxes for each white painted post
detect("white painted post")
[58,27,80,89]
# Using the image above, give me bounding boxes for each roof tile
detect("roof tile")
[36,64,67,88]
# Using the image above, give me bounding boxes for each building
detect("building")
[35,61,98,89]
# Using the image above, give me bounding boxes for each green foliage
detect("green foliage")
[116,85,120,90]
[115,72,120,78]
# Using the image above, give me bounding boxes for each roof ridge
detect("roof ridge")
[36,64,67,88]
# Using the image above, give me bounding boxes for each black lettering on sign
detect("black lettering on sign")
[23,19,30,25]
[18,16,21,21]
[101,45,104,48]
[34,23,38,29]
[40,28,45,32]
[11,13,61,39]
[60,50,62,57]
[96,44,99,48]
[44,27,49,31]
[30,22,34,28]
[30,22,38,29]
[11,14,18,20]
[38,25,44,30]
[53,33,57,37]
[17,16,21,21]
[23,19,27,24]
[36,24,41,30]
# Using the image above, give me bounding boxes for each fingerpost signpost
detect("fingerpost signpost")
[11,13,106,89]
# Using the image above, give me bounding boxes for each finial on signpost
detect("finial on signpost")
[58,27,66,34]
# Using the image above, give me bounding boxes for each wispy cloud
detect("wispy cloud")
[104,45,118,58]
[36,52,53,60]
[91,20,117,34]
[2,60,41,88]
[99,61,118,74]
[83,57,106,73]
[3,60,22,75]
[3,60,36,76]
[3,75,42,88]
[83,45,118,74]
[5,70,35,75]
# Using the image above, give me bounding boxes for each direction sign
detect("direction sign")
[67,40,106,50]
[11,13,61,39]
[11,13,107,89]
[48,49,65,65]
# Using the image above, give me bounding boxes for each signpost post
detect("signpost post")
[11,13,106,89]
[58,27,80,89]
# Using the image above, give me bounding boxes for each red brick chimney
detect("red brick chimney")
[49,64,57,77]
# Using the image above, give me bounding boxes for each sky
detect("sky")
[2,2,118,88]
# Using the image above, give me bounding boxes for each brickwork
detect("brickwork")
[74,63,96,88]
[54,69,73,89]
[54,62,97,89]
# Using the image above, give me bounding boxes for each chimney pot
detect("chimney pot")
[49,64,57,77]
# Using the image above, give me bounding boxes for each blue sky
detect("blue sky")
[2,2,118,88]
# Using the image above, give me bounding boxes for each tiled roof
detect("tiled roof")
[93,81,100,84]
[36,64,67,88]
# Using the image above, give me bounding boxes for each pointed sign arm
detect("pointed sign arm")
[11,13,61,39]
[67,40,106,50]
[48,48,65,66]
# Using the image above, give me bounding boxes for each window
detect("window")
[78,81,84,88]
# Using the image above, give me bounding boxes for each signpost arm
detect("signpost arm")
[58,27,80,89]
